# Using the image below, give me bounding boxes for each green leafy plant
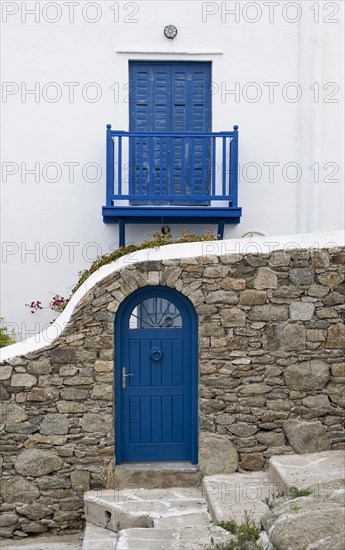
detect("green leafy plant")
[237,512,260,543]
[0,317,16,348]
[262,490,287,510]
[275,491,287,498]
[205,542,239,549]
[204,539,263,550]
[262,496,274,510]
[205,513,262,550]
[218,520,237,534]
[290,488,312,498]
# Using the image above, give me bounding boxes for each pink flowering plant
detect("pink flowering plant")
[26,295,68,315]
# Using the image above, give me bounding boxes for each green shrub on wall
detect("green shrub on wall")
[23,230,216,320]
[70,230,215,302]
[0,317,16,348]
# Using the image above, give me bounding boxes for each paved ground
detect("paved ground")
[0,534,83,550]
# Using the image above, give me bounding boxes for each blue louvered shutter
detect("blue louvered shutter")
[129,64,148,200]
[152,65,171,200]
[171,64,211,203]
[129,64,171,202]
[190,65,212,202]
[129,62,211,204]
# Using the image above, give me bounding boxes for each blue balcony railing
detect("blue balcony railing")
[103,124,242,246]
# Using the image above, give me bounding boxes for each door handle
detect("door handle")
[122,367,134,389]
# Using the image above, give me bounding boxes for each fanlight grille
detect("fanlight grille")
[129,298,182,329]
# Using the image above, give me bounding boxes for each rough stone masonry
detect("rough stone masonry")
[0,245,344,538]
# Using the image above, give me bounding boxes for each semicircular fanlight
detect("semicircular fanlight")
[129,297,182,329]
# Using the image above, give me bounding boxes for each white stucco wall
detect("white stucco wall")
[1,1,344,337]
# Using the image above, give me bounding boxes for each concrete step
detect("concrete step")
[115,526,235,550]
[203,471,276,524]
[112,462,201,489]
[82,524,117,550]
[84,487,207,533]
[269,449,345,493]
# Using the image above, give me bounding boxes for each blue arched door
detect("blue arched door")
[115,286,198,464]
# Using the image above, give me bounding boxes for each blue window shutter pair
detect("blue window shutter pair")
[129,62,211,204]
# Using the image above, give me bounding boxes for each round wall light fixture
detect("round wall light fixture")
[164,25,178,40]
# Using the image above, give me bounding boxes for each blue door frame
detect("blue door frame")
[115,286,198,464]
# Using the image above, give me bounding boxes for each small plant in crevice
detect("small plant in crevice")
[205,512,262,549]
[205,540,264,550]
[218,520,237,534]
[262,496,274,510]
[290,488,312,499]
[205,542,238,550]
[262,487,312,511]
[236,511,260,544]
[262,490,287,510]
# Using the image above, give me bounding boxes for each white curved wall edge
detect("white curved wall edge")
[1,231,344,362]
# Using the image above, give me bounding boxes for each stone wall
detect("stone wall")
[1,244,345,538]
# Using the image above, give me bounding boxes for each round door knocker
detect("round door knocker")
[150,347,163,361]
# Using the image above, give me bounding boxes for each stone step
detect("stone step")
[82,524,117,550]
[153,510,211,529]
[84,487,207,533]
[115,526,235,550]
[203,471,275,525]
[81,452,345,549]
[269,450,345,493]
[111,462,201,489]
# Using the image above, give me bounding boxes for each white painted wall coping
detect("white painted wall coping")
[1,231,343,362]
[116,50,224,55]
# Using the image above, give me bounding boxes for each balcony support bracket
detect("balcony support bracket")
[217,219,225,240]
[119,219,126,248]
